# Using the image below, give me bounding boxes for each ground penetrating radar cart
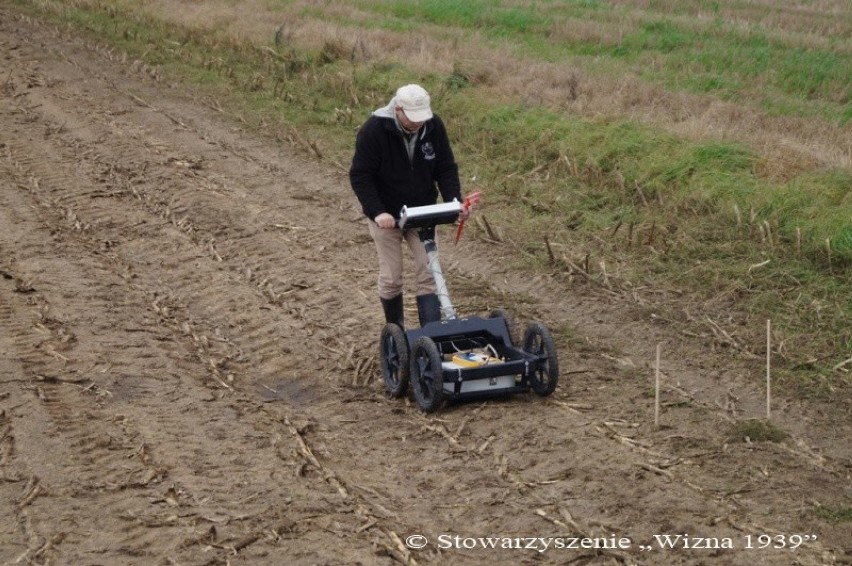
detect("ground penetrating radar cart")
[379,200,559,413]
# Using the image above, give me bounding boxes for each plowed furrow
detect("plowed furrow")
[0,151,384,565]
[0,200,182,564]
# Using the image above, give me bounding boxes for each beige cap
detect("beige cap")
[395,84,433,122]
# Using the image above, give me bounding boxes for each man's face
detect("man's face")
[395,107,424,133]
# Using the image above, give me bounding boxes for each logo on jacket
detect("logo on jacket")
[421,142,435,160]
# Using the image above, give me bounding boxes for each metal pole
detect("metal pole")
[766,319,771,420]
[422,237,456,320]
[655,343,661,428]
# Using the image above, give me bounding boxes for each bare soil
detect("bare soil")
[0,10,849,566]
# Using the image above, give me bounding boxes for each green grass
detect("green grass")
[337,0,851,121]
[727,419,789,443]
[815,506,852,523]
[4,0,850,403]
[385,0,550,35]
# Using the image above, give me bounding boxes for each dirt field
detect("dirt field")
[0,10,849,566]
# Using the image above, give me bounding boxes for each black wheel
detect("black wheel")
[380,323,409,397]
[410,336,444,413]
[522,322,559,396]
[488,308,519,346]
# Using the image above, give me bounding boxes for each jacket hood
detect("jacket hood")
[372,97,397,119]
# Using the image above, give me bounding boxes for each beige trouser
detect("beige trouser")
[368,221,437,300]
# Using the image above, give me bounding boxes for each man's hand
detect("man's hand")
[374,212,396,229]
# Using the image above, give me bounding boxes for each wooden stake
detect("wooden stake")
[826,238,832,272]
[655,343,661,429]
[795,227,802,257]
[766,319,771,420]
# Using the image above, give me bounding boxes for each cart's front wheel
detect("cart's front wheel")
[523,322,559,396]
[410,336,444,412]
[380,323,409,397]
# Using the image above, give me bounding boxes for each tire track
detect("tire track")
[0,144,390,565]
[0,179,177,563]
[5,69,357,392]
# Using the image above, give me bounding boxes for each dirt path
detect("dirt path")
[0,9,849,565]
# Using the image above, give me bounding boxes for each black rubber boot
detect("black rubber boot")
[380,294,404,328]
[416,293,442,326]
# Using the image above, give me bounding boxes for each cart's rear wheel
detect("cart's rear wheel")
[488,308,518,346]
[410,336,444,412]
[523,322,559,396]
[380,323,409,397]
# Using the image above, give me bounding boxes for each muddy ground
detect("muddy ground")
[0,9,849,566]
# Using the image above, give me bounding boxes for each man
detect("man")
[349,84,465,328]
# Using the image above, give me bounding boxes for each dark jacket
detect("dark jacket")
[349,114,462,221]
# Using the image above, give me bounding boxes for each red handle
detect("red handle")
[455,191,482,244]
